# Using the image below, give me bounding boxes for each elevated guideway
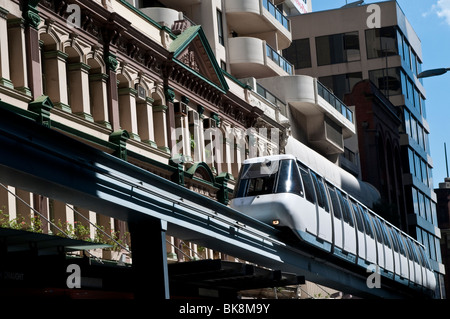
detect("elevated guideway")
[0,101,421,299]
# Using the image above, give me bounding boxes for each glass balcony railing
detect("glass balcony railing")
[266,44,294,75]
[317,81,354,123]
[256,83,288,117]
[262,0,290,31]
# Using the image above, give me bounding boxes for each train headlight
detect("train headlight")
[272,220,280,226]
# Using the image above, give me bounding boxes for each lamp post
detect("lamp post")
[417,67,450,79]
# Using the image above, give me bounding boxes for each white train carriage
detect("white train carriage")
[231,154,436,293]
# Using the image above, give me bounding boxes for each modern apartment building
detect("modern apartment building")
[285,0,445,297]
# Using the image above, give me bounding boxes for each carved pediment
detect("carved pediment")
[169,26,229,94]
[178,47,199,73]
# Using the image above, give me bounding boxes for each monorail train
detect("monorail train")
[230,154,436,294]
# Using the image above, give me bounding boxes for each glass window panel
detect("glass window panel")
[421,160,428,186]
[316,36,332,66]
[404,109,411,136]
[282,38,312,69]
[431,202,438,226]
[344,32,360,61]
[408,148,415,176]
[380,27,398,56]
[368,67,402,96]
[418,192,425,218]
[400,70,407,97]
[397,30,405,60]
[361,207,374,239]
[414,152,421,180]
[328,186,342,220]
[299,166,316,204]
[424,197,431,222]
[410,116,418,143]
[412,188,419,215]
[277,160,303,195]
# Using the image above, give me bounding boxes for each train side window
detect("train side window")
[299,166,316,204]
[360,207,375,239]
[327,186,342,220]
[277,160,304,196]
[311,172,329,212]
[403,237,416,262]
[406,238,419,263]
[336,190,354,227]
[418,246,432,270]
[396,232,407,256]
[389,228,400,253]
[379,220,392,249]
[371,215,383,244]
[351,201,364,232]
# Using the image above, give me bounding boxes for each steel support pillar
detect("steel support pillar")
[129,218,170,300]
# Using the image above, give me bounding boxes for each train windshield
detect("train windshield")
[234,159,303,198]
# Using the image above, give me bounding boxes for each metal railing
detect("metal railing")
[317,81,354,123]
[262,0,290,31]
[256,83,288,117]
[266,43,294,75]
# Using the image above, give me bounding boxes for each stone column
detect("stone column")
[153,105,169,153]
[8,18,32,96]
[118,87,140,141]
[42,50,70,112]
[136,96,157,148]
[67,62,94,121]
[89,73,111,128]
[0,7,13,89]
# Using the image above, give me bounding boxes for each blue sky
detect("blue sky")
[311,0,450,188]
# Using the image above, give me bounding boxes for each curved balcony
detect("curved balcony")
[140,7,183,28]
[228,37,293,79]
[225,0,292,50]
[257,75,356,155]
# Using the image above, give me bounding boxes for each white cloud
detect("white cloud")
[433,0,450,26]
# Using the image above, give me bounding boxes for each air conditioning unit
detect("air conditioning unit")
[203,117,217,129]
[136,84,146,100]
[174,102,188,116]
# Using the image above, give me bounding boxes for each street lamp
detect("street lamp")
[417,67,450,79]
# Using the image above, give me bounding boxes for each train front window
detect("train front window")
[241,161,278,197]
[235,159,304,198]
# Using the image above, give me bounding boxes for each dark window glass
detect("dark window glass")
[316,32,360,66]
[368,67,402,96]
[371,215,383,244]
[366,26,398,59]
[318,72,363,101]
[246,175,276,197]
[311,172,329,212]
[216,9,224,46]
[299,166,316,204]
[336,190,354,226]
[236,161,279,197]
[351,201,364,232]
[389,228,400,253]
[283,38,311,69]
[327,186,342,220]
[378,220,392,249]
[360,205,374,239]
